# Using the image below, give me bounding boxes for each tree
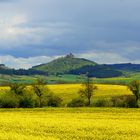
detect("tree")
[79,76,97,106]
[32,79,49,107]
[9,83,26,95]
[128,80,140,107]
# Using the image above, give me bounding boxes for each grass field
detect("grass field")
[1,73,140,85]
[1,74,140,85]
[0,108,140,140]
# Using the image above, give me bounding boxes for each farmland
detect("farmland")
[48,84,132,105]
[0,84,132,106]
[0,108,140,140]
[1,73,140,85]
[0,83,137,139]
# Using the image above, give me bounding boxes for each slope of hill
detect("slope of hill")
[32,54,97,75]
[0,64,10,70]
[2,54,140,80]
[0,64,46,76]
[68,65,123,78]
[105,63,140,72]
[32,54,124,78]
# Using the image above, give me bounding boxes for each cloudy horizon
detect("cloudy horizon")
[0,0,140,69]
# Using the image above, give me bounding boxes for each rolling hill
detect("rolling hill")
[1,54,140,79]
[105,63,140,72]
[0,64,46,76]
[32,54,123,78]
[32,53,97,75]
[68,65,123,78]
[0,64,10,70]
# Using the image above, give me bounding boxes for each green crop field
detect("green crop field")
[0,108,140,140]
[1,73,140,85]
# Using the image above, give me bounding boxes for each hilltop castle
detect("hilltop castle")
[65,53,75,58]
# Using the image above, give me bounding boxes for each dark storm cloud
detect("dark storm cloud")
[0,0,140,68]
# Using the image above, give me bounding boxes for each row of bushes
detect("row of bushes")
[0,89,62,108]
[0,91,136,108]
[0,92,136,108]
[0,79,136,108]
[68,95,136,108]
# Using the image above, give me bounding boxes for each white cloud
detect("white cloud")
[0,15,30,47]
[0,55,61,69]
[0,51,140,70]
[77,52,129,64]
[0,52,131,70]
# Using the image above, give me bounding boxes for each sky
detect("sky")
[0,0,140,69]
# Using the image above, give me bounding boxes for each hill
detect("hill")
[68,65,123,78]
[32,53,97,75]
[105,63,140,73]
[1,54,140,80]
[0,64,10,70]
[0,64,46,76]
[32,54,124,78]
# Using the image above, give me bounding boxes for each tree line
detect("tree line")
[0,79,61,108]
[0,77,140,108]
[0,68,47,76]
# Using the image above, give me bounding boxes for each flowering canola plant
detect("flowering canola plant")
[0,108,139,140]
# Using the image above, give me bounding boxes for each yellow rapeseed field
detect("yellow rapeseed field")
[0,84,137,140]
[48,84,132,104]
[0,108,139,140]
[0,84,132,105]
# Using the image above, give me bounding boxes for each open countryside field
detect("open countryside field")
[1,74,140,85]
[0,84,132,106]
[0,108,140,140]
[48,84,132,105]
